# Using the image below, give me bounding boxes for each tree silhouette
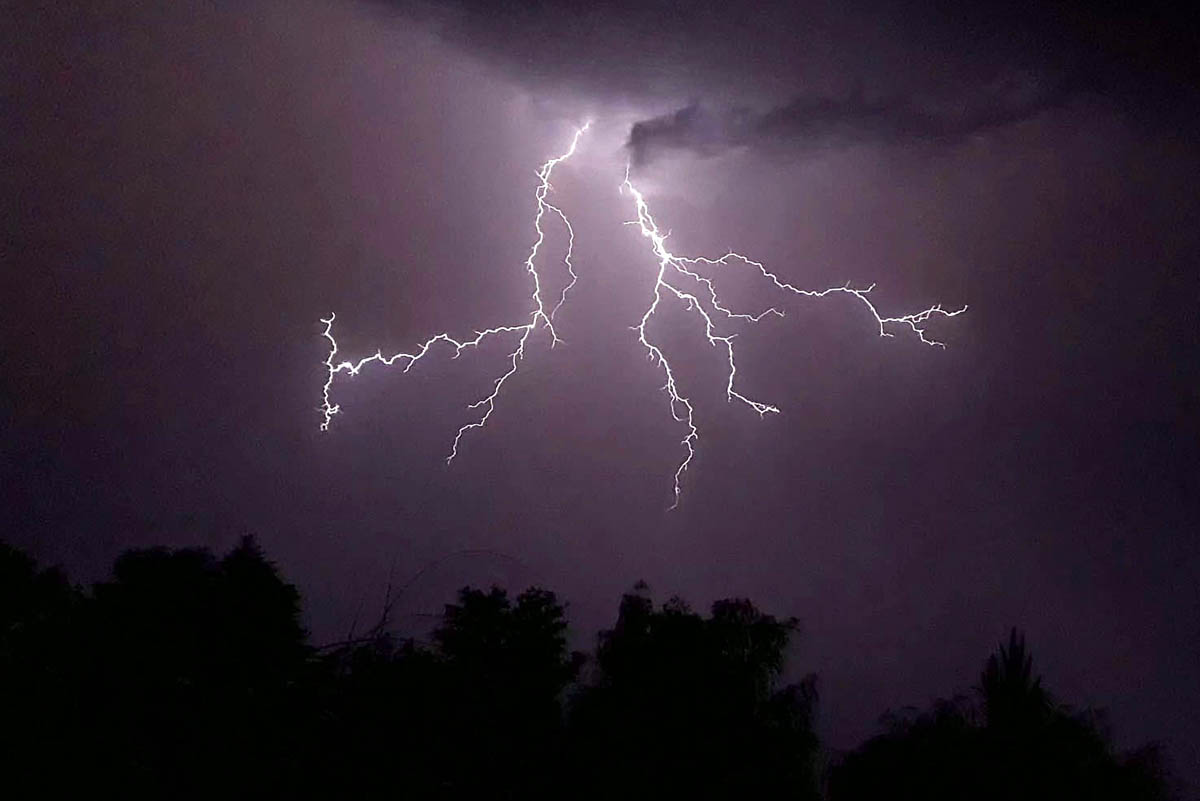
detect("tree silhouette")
[979,627,1049,731]
[569,583,820,800]
[0,537,313,799]
[0,540,1178,800]
[91,538,309,795]
[0,543,84,796]
[828,628,1174,801]
[317,584,581,799]
[435,586,581,797]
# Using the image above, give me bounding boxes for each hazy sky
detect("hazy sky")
[4,0,1198,786]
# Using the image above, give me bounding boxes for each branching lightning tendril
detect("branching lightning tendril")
[320,123,590,462]
[319,123,966,507]
[618,166,966,506]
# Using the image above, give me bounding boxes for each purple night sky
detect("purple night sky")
[5,0,1198,787]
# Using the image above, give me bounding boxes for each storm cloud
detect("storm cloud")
[625,74,1093,164]
[397,0,1199,137]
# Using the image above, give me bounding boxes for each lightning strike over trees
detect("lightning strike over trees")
[319,124,965,506]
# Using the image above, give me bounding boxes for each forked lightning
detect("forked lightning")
[320,123,965,507]
[620,167,966,507]
[320,123,590,462]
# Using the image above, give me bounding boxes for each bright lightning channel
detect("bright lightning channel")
[620,166,966,508]
[320,123,590,462]
[318,122,965,509]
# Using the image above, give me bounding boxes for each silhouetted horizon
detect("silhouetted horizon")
[1,537,1179,799]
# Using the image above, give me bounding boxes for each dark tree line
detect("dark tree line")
[0,539,1175,800]
[828,629,1174,800]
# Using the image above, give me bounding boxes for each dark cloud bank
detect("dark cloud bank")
[625,78,1083,164]
[394,0,1199,162]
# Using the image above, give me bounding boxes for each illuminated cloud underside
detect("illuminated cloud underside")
[320,125,966,507]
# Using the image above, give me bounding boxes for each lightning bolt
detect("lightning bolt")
[317,121,965,508]
[620,166,966,507]
[320,123,590,463]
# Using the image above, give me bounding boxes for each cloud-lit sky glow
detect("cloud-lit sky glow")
[4,0,1198,786]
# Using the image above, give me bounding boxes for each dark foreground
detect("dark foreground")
[0,538,1175,799]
